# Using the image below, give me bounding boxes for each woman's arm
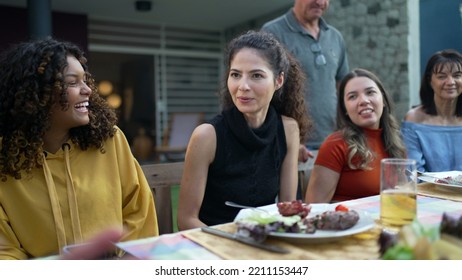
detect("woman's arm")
[177,124,216,230]
[278,116,299,202]
[0,205,28,259]
[305,165,340,203]
[401,123,426,172]
[112,128,158,239]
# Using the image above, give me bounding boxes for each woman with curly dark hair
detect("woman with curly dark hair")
[0,38,158,259]
[178,30,311,230]
[306,68,406,203]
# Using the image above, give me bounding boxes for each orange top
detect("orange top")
[315,128,389,201]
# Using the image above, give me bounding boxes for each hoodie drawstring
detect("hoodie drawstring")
[42,143,83,254]
[63,143,83,244]
[43,154,67,253]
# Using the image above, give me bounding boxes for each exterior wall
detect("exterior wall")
[325,0,414,120]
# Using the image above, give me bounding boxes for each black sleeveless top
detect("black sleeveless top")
[198,106,287,225]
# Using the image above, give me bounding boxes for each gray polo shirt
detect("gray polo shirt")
[262,9,349,148]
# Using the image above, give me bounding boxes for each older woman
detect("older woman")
[306,68,406,203]
[402,49,462,172]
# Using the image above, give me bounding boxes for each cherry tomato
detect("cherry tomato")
[335,204,349,212]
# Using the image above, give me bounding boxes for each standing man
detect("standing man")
[262,0,349,159]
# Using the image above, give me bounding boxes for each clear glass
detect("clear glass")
[380,158,417,230]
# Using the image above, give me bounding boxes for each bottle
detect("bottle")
[132,127,153,162]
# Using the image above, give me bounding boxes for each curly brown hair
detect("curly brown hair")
[0,38,117,181]
[219,30,311,142]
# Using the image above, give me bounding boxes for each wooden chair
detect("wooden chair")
[154,112,204,162]
[141,161,184,235]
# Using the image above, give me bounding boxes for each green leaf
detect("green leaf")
[382,245,414,260]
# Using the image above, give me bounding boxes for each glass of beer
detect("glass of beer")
[380,158,417,230]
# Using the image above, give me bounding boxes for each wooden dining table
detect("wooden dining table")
[116,183,462,260]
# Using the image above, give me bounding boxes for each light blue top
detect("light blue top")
[401,121,462,172]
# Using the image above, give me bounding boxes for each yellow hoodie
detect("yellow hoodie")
[0,127,158,259]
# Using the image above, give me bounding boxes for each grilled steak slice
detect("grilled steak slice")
[306,210,360,230]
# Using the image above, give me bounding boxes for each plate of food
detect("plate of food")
[234,201,375,244]
[418,170,462,192]
[379,213,462,259]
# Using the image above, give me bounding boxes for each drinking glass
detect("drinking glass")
[380,158,417,229]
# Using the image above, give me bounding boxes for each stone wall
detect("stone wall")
[325,0,411,119]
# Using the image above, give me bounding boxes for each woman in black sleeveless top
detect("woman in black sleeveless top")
[178,30,311,229]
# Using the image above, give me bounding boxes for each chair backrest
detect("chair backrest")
[156,112,204,162]
[163,112,204,147]
[141,161,184,235]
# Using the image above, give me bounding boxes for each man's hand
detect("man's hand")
[298,144,314,162]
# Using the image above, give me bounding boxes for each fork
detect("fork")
[416,170,450,184]
[224,201,270,213]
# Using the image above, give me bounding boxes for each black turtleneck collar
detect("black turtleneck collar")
[223,106,278,150]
